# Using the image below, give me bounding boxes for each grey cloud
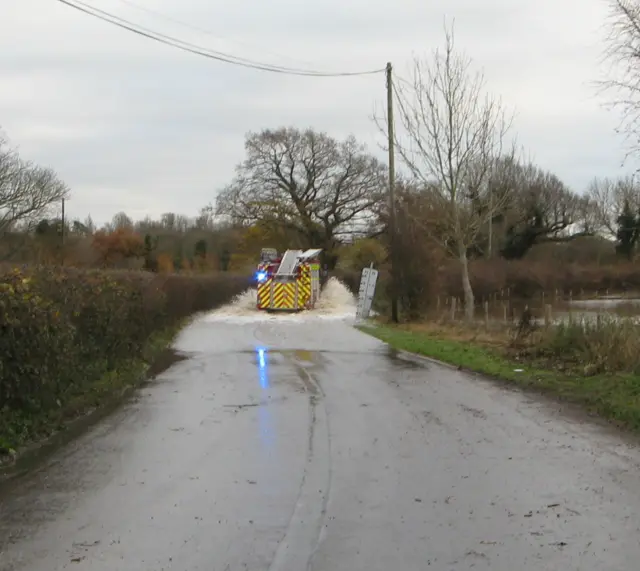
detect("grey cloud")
[0,0,633,225]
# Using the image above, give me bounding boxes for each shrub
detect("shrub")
[337,238,388,272]
[539,315,640,375]
[0,266,251,438]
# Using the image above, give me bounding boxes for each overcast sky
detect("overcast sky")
[1,0,632,226]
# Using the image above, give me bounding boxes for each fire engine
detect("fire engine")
[255,248,322,311]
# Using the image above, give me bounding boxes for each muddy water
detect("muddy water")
[201,276,359,324]
[455,296,640,325]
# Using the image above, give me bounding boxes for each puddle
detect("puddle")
[385,347,427,370]
[292,363,320,395]
[291,349,318,364]
[145,348,189,379]
[248,349,325,395]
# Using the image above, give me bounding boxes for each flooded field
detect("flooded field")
[437,293,640,326]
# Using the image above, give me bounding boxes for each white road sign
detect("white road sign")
[356,265,378,320]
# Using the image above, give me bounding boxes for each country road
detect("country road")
[2,281,640,570]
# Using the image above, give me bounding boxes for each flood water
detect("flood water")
[442,295,640,325]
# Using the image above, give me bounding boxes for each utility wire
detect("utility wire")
[113,0,321,70]
[58,0,319,73]
[55,0,385,77]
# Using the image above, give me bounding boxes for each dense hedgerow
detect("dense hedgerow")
[0,266,251,428]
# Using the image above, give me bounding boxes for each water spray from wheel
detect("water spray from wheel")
[204,248,358,324]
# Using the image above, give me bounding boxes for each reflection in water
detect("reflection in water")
[256,347,274,451]
[257,348,269,388]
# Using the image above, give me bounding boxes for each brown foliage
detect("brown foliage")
[156,253,174,273]
[92,228,145,267]
[334,204,444,320]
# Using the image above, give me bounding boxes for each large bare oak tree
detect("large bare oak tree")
[215,127,387,266]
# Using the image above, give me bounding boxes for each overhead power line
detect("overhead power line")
[55,0,385,77]
[87,0,317,73]
[113,0,321,70]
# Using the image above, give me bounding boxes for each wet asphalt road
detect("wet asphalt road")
[2,314,640,570]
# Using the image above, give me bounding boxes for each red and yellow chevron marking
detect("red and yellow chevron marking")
[257,278,272,309]
[284,283,297,308]
[271,282,297,309]
[271,282,284,309]
[297,271,311,308]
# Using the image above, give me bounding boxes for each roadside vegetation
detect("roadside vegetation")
[347,7,640,432]
[5,5,640,455]
[359,316,640,430]
[0,267,250,459]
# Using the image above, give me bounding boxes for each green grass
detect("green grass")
[0,322,184,461]
[359,323,640,431]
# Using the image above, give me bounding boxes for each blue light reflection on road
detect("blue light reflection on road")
[256,347,274,450]
[257,348,268,387]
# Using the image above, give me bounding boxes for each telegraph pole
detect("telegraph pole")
[487,190,492,259]
[61,197,65,266]
[386,62,399,323]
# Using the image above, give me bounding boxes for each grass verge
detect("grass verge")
[0,321,185,464]
[358,323,640,432]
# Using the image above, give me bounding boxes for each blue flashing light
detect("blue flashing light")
[256,271,267,282]
[258,348,266,368]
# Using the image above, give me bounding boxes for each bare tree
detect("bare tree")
[158,212,175,231]
[215,127,387,264]
[194,206,217,230]
[492,160,592,259]
[598,0,640,161]
[111,211,134,230]
[83,215,96,234]
[376,24,513,320]
[0,136,69,233]
[587,175,639,237]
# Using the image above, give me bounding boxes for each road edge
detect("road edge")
[0,318,192,481]
[355,322,640,439]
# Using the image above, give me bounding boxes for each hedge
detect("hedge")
[0,266,251,453]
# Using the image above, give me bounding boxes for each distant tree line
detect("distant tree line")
[4,9,640,318]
